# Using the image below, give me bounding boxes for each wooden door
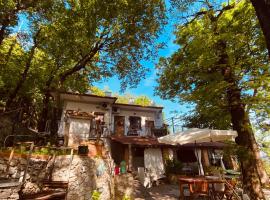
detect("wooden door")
[145,120,154,136]
[114,116,125,136]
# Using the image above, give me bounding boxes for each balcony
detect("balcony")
[125,126,169,138]
[151,127,168,137]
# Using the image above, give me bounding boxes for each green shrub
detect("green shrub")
[122,194,131,200]
[205,166,224,175]
[91,190,101,200]
[165,159,182,175]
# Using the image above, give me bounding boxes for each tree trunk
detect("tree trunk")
[5,45,36,108]
[5,29,40,109]
[229,92,266,199]
[37,92,50,132]
[217,40,266,199]
[37,74,55,132]
[250,0,270,58]
[0,16,10,46]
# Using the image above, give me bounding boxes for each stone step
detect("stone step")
[43,181,68,189]
[23,191,66,200]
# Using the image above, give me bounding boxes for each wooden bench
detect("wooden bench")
[23,191,66,200]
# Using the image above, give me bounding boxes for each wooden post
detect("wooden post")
[64,121,70,147]
[128,144,132,171]
[5,147,15,177]
[67,148,74,197]
[49,153,56,181]
[230,155,239,170]
[202,149,210,167]
[22,142,34,184]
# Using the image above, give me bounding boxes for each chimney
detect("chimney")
[105,91,112,97]
[128,97,135,104]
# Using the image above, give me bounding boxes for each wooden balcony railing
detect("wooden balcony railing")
[151,127,168,138]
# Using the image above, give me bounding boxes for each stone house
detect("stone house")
[53,92,166,145]
[51,91,169,173]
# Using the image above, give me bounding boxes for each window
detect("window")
[129,116,141,130]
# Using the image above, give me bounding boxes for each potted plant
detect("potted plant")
[91,190,101,200]
[165,159,183,183]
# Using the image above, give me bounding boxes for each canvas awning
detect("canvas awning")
[158,128,237,145]
[158,128,237,176]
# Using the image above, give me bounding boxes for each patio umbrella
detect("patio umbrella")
[158,128,238,175]
[158,128,237,145]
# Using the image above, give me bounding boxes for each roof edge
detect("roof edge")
[50,91,163,109]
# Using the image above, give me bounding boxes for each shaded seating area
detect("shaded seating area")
[179,176,241,200]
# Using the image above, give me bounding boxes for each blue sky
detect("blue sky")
[94,20,189,122]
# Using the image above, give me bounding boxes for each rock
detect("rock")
[0,164,6,172]
[9,160,18,167]
[8,167,17,175]
[22,182,40,195]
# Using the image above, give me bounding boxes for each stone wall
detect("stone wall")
[0,154,49,195]
[49,155,115,200]
[0,181,21,200]
[114,174,134,200]
[0,153,115,200]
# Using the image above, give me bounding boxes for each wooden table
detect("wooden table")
[179,176,225,199]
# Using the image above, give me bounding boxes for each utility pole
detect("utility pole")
[171,117,175,134]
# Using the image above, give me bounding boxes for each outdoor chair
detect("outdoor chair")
[211,183,225,200]
[224,179,238,200]
[189,180,210,200]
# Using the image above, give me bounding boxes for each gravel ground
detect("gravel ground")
[263,189,270,199]
[133,180,179,200]
[133,179,270,200]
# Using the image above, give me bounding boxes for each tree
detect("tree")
[156,1,269,198]
[89,86,105,96]
[249,0,270,58]
[181,103,231,129]
[171,0,270,57]
[134,95,153,106]
[0,0,52,45]
[90,87,154,106]
[115,93,153,106]
[0,0,166,131]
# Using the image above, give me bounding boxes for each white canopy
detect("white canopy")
[158,128,237,145]
[158,128,237,176]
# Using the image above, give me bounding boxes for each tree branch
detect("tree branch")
[5,28,41,108]
[58,35,106,85]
